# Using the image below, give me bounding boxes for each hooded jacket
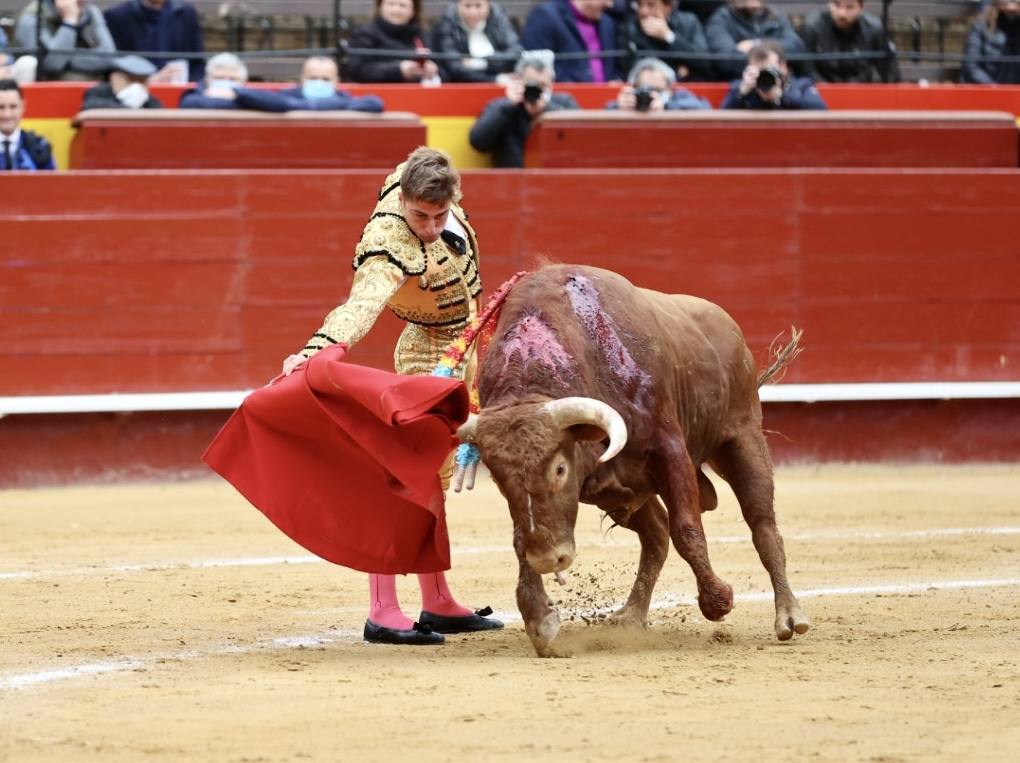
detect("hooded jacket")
[705,4,805,81]
[430,1,522,82]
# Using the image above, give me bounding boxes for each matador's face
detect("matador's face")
[399,193,451,245]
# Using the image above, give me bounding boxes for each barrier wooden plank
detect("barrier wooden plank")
[526,111,1020,168]
[68,109,427,169]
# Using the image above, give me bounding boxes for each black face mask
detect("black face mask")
[1001,12,1020,30]
[735,8,758,20]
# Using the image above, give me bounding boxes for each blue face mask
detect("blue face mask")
[302,79,336,100]
[207,79,240,92]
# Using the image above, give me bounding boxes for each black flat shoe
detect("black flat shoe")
[363,619,445,645]
[418,606,505,634]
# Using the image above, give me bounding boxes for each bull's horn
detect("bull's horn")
[457,413,478,443]
[542,397,628,463]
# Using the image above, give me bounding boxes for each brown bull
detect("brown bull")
[456,264,810,657]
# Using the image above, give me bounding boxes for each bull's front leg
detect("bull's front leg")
[515,551,563,657]
[656,432,734,622]
[604,496,670,628]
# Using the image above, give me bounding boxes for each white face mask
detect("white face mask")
[116,82,149,109]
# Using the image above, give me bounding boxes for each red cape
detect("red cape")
[202,345,468,574]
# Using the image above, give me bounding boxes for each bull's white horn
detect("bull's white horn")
[542,397,628,463]
[457,413,479,443]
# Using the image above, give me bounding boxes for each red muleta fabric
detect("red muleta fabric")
[202,344,468,574]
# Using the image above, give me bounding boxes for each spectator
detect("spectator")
[608,57,711,111]
[103,0,205,83]
[469,50,579,167]
[277,56,384,112]
[179,52,295,112]
[521,0,622,83]
[15,0,116,81]
[721,41,827,110]
[706,0,805,81]
[0,52,13,81]
[81,54,163,110]
[430,0,522,83]
[623,0,710,81]
[345,0,441,84]
[800,0,899,83]
[963,0,1020,84]
[0,79,56,170]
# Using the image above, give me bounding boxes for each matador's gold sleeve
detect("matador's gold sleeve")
[300,256,406,357]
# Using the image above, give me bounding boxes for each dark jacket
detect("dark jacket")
[81,81,164,110]
[520,0,622,83]
[430,2,522,82]
[606,87,712,110]
[1,130,56,170]
[721,76,827,110]
[179,86,298,112]
[622,9,710,81]
[705,5,805,81]
[104,0,205,81]
[799,10,898,83]
[277,86,384,112]
[962,14,1020,84]
[677,1,724,25]
[345,16,432,83]
[468,91,579,168]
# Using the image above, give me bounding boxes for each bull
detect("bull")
[456,264,810,657]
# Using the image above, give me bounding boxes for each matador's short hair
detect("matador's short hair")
[400,147,462,206]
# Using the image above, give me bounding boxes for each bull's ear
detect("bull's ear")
[570,424,607,443]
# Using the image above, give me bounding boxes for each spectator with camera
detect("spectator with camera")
[0,79,56,170]
[623,0,711,81]
[15,0,117,81]
[468,50,579,167]
[963,0,1020,84]
[608,57,711,111]
[799,0,899,83]
[706,0,805,81]
[430,0,523,83]
[521,0,622,82]
[81,54,163,110]
[103,1,205,83]
[721,41,827,110]
[346,0,441,84]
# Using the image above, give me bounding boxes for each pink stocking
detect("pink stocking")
[368,574,414,630]
[417,571,473,617]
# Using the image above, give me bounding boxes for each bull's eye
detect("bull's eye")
[556,463,566,478]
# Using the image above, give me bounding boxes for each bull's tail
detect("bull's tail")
[757,327,803,387]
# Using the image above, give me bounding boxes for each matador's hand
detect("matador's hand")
[451,442,480,492]
[282,354,307,376]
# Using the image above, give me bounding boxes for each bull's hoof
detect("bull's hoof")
[698,582,734,622]
[526,610,562,657]
[775,601,811,641]
[607,604,648,629]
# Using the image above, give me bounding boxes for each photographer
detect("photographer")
[468,50,579,168]
[608,58,710,112]
[721,41,827,110]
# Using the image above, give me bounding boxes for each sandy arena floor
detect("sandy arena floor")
[1,464,1018,762]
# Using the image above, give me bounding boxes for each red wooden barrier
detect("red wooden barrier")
[526,111,1020,168]
[68,109,427,169]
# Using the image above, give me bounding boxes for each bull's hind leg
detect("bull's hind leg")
[656,433,734,622]
[711,428,810,641]
[605,496,670,627]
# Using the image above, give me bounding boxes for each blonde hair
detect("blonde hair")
[400,147,462,205]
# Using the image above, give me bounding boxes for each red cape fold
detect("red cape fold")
[202,345,468,574]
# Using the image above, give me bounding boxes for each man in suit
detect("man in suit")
[0,79,56,171]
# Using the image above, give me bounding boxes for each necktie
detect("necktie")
[1,139,12,171]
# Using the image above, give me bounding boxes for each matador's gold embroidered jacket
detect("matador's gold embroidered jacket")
[299,163,482,377]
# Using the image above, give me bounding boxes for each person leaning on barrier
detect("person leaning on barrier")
[0,79,56,170]
[521,0,623,83]
[103,0,205,83]
[430,0,523,83]
[179,52,295,112]
[15,0,117,81]
[277,56,384,113]
[721,40,827,110]
[623,0,710,81]
[705,0,805,81]
[81,53,163,110]
[345,0,441,84]
[608,56,711,111]
[468,50,579,168]
[963,0,1020,84]
[799,0,899,83]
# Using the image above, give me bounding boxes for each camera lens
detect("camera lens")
[523,82,543,104]
[634,87,654,112]
[756,67,779,92]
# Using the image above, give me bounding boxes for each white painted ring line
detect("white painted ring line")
[2,526,1018,583]
[3,576,1019,692]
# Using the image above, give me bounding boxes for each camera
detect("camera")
[755,66,783,92]
[523,82,544,105]
[633,86,655,112]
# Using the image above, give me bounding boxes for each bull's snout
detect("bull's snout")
[525,543,575,575]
